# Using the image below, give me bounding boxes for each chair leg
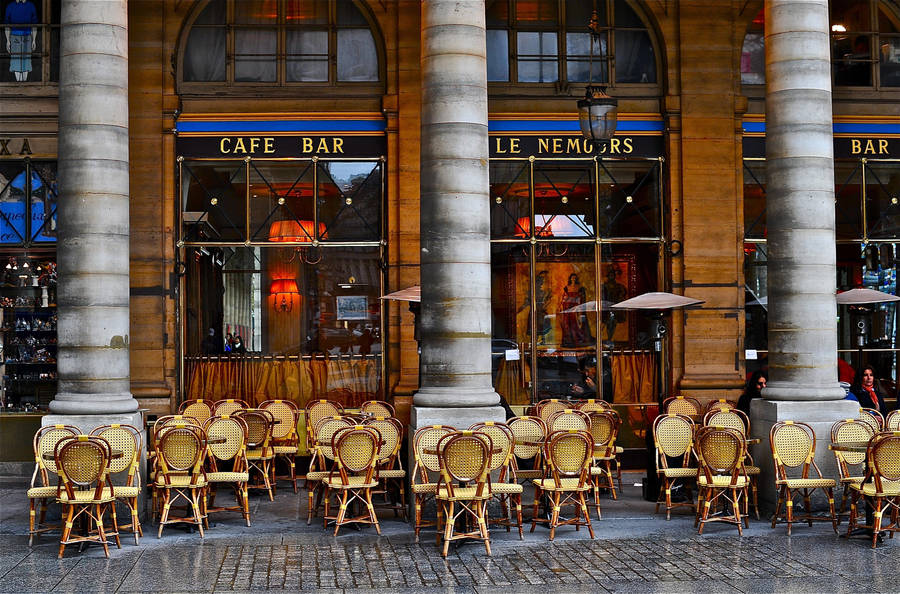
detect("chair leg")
[333,490,348,537]
[665,481,673,521]
[751,477,760,521]
[786,493,794,536]
[58,504,74,559]
[95,504,110,558]
[366,489,381,535]
[414,495,422,542]
[131,498,142,543]
[109,502,121,549]
[772,487,784,529]
[192,490,205,538]
[28,499,36,547]
[479,500,491,556]
[803,490,813,527]
[290,456,298,494]
[580,492,595,539]
[514,495,523,540]
[872,497,883,549]
[441,501,454,558]
[698,488,711,535]
[733,489,743,536]
[847,491,859,536]
[158,490,171,538]
[529,490,540,533]
[549,492,561,541]
[827,488,838,533]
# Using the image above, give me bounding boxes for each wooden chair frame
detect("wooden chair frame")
[847,432,900,547]
[704,408,760,519]
[155,424,208,538]
[27,424,80,546]
[203,415,251,526]
[435,431,493,557]
[90,424,143,544]
[322,426,382,536]
[652,414,697,520]
[694,426,748,535]
[530,430,595,541]
[470,421,524,538]
[261,399,301,493]
[830,419,875,519]
[411,424,456,542]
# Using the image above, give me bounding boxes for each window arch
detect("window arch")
[741,0,900,89]
[178,0,383,91]
[486,0,658,87]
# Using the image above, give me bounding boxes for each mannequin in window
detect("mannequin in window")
[558,273,593,348]
[4,0,38,82]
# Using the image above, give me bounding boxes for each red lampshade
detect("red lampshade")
[515,216,554,238]
[270,278,300,295]
[268,219,327,242]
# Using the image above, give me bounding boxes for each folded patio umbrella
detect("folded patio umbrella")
[835,288,900,305]
[609,291,704,310]
[380,285,420,302]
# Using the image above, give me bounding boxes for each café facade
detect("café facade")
[1,0,899,457]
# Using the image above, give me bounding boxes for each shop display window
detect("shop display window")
[0,0,59,85]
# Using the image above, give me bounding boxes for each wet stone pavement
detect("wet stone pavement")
[0,477,896,593]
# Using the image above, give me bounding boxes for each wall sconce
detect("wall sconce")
[269,219,327,265]
[270,278,300,313]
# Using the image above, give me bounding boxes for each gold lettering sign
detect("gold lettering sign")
[300,137,345,154]
[850,138,890,155]
[0,138,33,156]
[494,135,634,156]
[217,137,278,155]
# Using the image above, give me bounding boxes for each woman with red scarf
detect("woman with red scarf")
[849,365,892,416]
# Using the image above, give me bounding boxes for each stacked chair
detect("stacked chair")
[704,407,760,519]
[261,399,301,493]
[530,429,595,541]
[694,426,749,535]
[652,413,697,519]
[830,418,875,519]
[845,431,900,548]
[90,424,144,544]
[203,414,251,526]
[27,424,80,546]
[435,430,494,556]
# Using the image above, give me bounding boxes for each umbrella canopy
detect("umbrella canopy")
[380,285,421,302]
[560,300,615,314]
[610,291,704,311]
[835,288,900,305]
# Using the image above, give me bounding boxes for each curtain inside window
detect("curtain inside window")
[184,27,226,82]
[337,29,378,81]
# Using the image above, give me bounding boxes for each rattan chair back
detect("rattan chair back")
[178,399,214,423]
[695,426,744,482]
[858,408,884,432]
[57,436,109,499]
[545,430,592,486]
[469,421,514,472]
[413,425,456,475]
[770,421,824,483]
[871,433,900,485]
[305,400,344,447]
[653,413,695,468]
[831,419,875,472]
[578,399,612,413]
[234,409,272,449]
[156,425,206,478]
[705,409,750,435]
[364,416,403,464]
[314,416,353,461]
[886,410,900,430]
[214,399,249,416]
[152,415,201,447]
[360,400,394,417]
[90,424,141,475]
[333,426,380,476]
[34,424,80,477]
[260,400,299,441]
[547,408,590,433]
[438,431,491,485]
[664,396,702,416]
[204,415,249,462]
[508,415,547,468]
[537,399,569,424]
[587,411,619,458]
[705,399,738,414]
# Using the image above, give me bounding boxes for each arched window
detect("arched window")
[180,0,382,90]
[486,0,657,86]
[741,0,900,89]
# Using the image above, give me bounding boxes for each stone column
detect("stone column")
[750,0,857,510]
[413,0,503,427]
[46,0,138,425]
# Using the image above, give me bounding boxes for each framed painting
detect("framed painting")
[336,295,369,320]
[599,255,636,344]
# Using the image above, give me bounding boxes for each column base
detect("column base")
[410,405,506,430]
[762,382,847,401]
[413,385,501,408]
[749,398,859,514]
[49,392,139,415]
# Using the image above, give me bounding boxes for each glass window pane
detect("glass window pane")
[532,162,596,239]
[0,164,27,244]
[285,0,327,23]
[184,27,226,81]
[515,0,557,24]
[833,34,872,86]
[286,29,328,81]
[317,161,382,242]
[879,37,900,86]
[487,29,509,81]
[566,0,604,29]
[234,0,277,24]
[491,243,530,405]
[865,161,900,239]
[741,32,765,85]
[517,31,557,57]
[195,0,226,24]
[2,0,41,85]
[235,28,277,82]
[835,161,862,239]
[744,242,768,351]
[830,0,868,32]
[486,0,509,27]
[743,161,766,239]
[599,161,661,238]
[181,160,248,242]
[566,31,607,82]
[335,1,368,26]
[614,0,644,28]
[29,162,57,242]
[337,29,378,81]
[248,161,315,242]
[490,160,531,239]
[614,29,655,83]
[880,5,900,33]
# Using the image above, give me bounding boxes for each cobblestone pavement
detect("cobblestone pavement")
[0,478,895,593]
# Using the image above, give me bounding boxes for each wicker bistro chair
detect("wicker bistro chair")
[55,435,120,558]
[27,424,80,546]
[886,410,900,430]
[663,396,702,417]
[769,421,838,535]
[536,399,569,425]
[203,415,251,526]
[234,409,275,501]
[321,426,383,536]
[547,408,591,433]
[360,400,395,417]
[150,415,202,518]
[178,399,214,424]
[859,408,885,432]
[830,419,876,519]
[652,414,697,520]
[155,424,208,538]
[705,399,738,414]
[411,425,457,541]
[306,416,354,524]
[704,408,761,519]
[587,411,620,512]
[507,416,547,484]
[90,424,143,544]
[362,416,407,519]
[694,426,749,535]
[470,421,524,538]
[847,432,900,547]
[305,399,345,452]
[260,399,301,493]
[579,399,613,413]
[530,430,596,541]
[435,431,494,557]
[214,399,249,416]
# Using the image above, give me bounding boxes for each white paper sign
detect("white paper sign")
[745,349,758,360]
[505,349,520,361]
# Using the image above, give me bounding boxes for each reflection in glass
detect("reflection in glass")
[181,161,248,242]
[517,31,558,82]
[235,28,277,82]
[286,30,328,82]
[337,29,378,81]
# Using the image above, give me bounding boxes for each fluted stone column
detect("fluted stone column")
[413,0,503,427]
[47,0,138,420]
[749,0,857,510]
